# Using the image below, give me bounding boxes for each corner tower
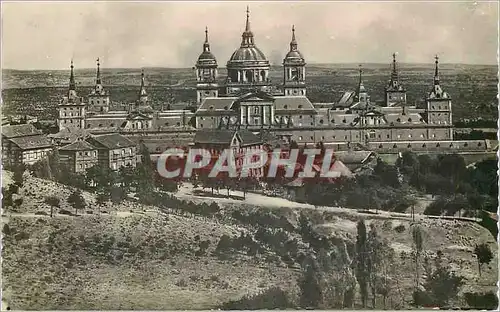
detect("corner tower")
[58,60,86,130]
[384,53,407,107]
[283,26,306,96]
[88,58,110,113]
[195,27,219,105]
[426,55,453,139]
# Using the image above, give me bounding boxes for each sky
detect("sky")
[1,1,498,70]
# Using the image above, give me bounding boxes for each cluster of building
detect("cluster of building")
[2,7,492,175]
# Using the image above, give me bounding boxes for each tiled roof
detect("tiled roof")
[89,133,137,149]
[59,140,97,151]
[2,124,41,138]
[9,134,52,150]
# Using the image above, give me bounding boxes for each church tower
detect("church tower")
[426,55,453,139]
[195,27,218,105]
[58,60,86,130]
[88,58,110,113]
[353,65,369,104]
[283,25,306,96]
[384,53,407,107]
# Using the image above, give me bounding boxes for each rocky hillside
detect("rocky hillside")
[1,171,497,310]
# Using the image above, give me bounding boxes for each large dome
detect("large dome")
[229,46,267,62]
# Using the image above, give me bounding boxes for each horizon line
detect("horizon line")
[2,61,497,71]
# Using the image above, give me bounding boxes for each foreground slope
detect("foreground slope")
[1,171,497,310]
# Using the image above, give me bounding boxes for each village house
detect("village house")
[58,140,99,173]
[85,133,139,170]
[2,124,53,167]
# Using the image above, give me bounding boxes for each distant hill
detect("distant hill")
[1,64,497,121]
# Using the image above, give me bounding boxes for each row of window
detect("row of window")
[377,141,482,149]
[296,132,446,141]
[78,151,97,157]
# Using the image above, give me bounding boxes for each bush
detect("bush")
[220,287,293,310]
[394,224,406,233]
[464,291,498,309]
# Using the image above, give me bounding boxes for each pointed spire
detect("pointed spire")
[241,6,254,47]
[434,54,440,85]
[357,64,366,96]
[139,69,147,97]
[391,52,398,82]
[245,5,251,32]
[96,58,101,85]
[289,25,298,51]
[203,26,210,52]
[69,59,76,91]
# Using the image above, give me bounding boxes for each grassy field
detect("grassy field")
[2,63,497,121]
[1,171,497,310]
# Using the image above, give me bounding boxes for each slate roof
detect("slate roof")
[10,134,52,150]
[194,129,237,145]
[59,140,97,151]
[2,124,41,138]
[274,96,316,111]
[334,151,376,165]
[193,129,262,146]
[198,97,237,111]
[89,133,137,149]
[237,129,263,146]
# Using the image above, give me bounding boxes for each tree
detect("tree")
[366,224,384,308]
[299,255,322,308]
[355,219,369,308]
[12,164,25,187]
[67,189,86,215]
[413,262,465,307]
[473,243,493,277]
[44,196,60,217]
[412,225,424,290]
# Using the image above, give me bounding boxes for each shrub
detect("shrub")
[220,287,293,310]
[464,291,498,309]
[394,224,406,233]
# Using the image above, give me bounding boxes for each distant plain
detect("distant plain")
[2,63,497,122]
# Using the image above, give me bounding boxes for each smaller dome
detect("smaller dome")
[197,51,217,62]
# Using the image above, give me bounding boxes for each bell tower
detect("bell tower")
[283,25,306,96]
[426,55,453,139]
[195,27,219,105]
[58,60,86,130]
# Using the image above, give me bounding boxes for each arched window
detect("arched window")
[260,70,266,81]
[246,70,253,82]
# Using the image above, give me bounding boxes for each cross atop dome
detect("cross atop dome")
[241,6,255,47]
[203,26,210,52]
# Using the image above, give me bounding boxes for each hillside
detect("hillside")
[1,171,497,310]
